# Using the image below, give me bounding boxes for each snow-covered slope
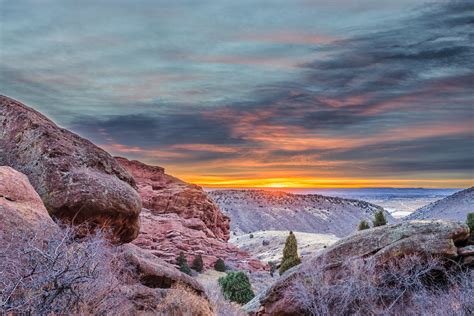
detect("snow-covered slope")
[230,230,338,263]
[404,187,473,221]
[209,189,395,237]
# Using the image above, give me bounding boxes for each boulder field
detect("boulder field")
[0,95,141,243]
[117,157,267,271]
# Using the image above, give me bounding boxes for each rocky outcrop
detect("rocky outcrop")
[116,157,229,240]
[122,244,205,293]
[405,187,474,222]
[0,166,58,241]
[116,157,266,271]
[250,220,473,315]
[0,96,141,243]
[0,166,211,314]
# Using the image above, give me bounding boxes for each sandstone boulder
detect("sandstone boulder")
[251,220,472,315]
[0,166,58,240]
[0,96,141,243]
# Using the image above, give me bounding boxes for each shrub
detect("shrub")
[290,255,474,315]
[373,210,387,227]
[358,220,370,230]
[467,213,474,242]
[279,231,301,275]
[218,271,255,304]
[269,261,277,277]
[0,225,130,314]
[176,251,192,276]
[202,281,246,316]
[249,233,254,239]
[191,254,204,273]
[156,282,213,316]
[214,258,226,272]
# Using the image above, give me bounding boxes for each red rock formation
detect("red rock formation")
[116,157,266,271]
[0,96,141,243]
[116,157,229,241]
[0,166,59,240]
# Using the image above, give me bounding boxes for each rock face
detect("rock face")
[0,96,141,243]
[405,187,474,221]
[209,189,395,237]
[116,157,266,271]
[251,220,473,315]
[0,166,210,314]
[0,166,58,241]
[116,157,229,240]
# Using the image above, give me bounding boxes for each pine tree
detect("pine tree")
[279,231,301,275]
[466,213,474,243]
[214,258,226,272]
[372,210,387,227]
[191,254,204,273]
[358,220,370,230]
[176,251,192,275]
[218,271,255,304]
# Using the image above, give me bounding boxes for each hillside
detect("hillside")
[209,190,395,237]
[404,187,473,221]
[230,231,338,263]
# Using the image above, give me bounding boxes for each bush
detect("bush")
[249,233,254,239]
[156,282,213,316]
[202,281,246,316]
[214,258,226,272]
[269,261,277,277]
[467,213,474,242]
[358,220,370,230]
[279,231,301,275]
[290,255,474,315]
[218,271,255,305]
[0,225,130,314]
[191,254,204,273]
[176,251,192,276]
[373,210,387,227]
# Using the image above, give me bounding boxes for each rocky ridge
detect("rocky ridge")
[405,187,474,221]
[210,189,395,237]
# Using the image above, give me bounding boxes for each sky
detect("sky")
[1,0,473,188]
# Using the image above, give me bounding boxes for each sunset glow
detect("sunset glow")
[1,1,473,189]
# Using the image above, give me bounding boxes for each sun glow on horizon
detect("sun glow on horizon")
[180,176,473,189]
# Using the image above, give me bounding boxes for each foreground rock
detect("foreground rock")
[117,157,266,271]
[209,189,395,237]
[249,220,473,315]
[405,187,474,221]
[0,167,211,314]
[0,96,141,243]
[0,166,58,241]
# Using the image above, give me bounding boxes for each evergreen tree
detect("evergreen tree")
[466,213,474,243]
[214,258,226,272]
[218,271,255,304]
[279,231,301,275]
[191,254,204,273]
[372,210,387,227]
[176,251,192,275]
[358,220,370,231]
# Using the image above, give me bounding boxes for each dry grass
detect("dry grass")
[290,254,474,316]
[0,224,131,314]
[155,282,213,316]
